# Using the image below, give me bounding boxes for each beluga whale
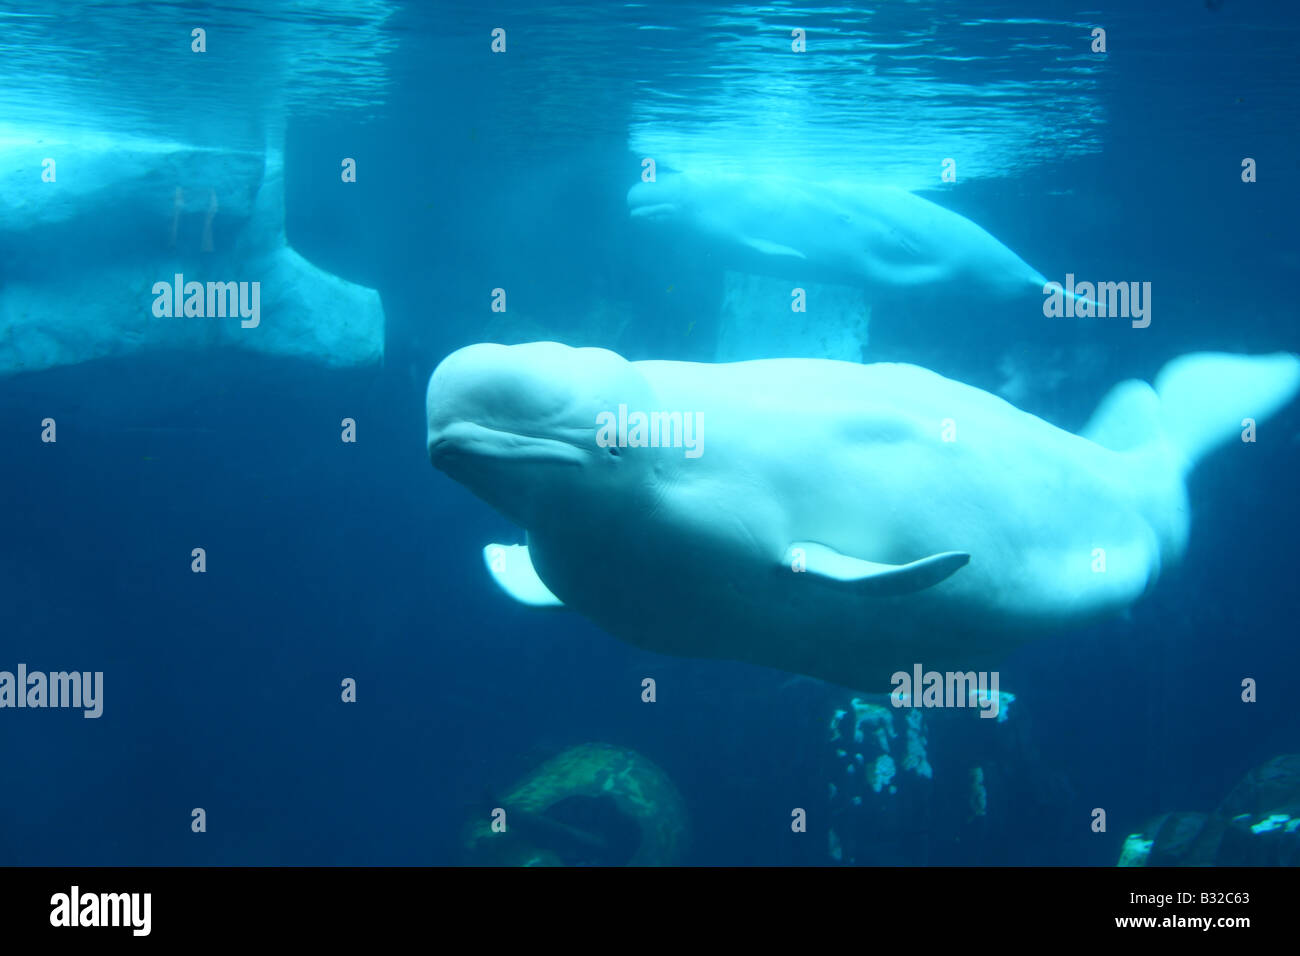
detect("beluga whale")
[427,342,1299,691]
[627,171,1058,302]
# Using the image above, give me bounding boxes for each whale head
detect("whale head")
[626,173,695,223]
[426,342,657,528]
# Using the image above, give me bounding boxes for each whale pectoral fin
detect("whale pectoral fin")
[740,236,808,259]
[482,543,564,607]
[784,542,970,595]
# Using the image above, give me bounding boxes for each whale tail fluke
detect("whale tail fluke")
[1154,352,1300,472]
[1084,352,1300,473]
[1081,379,1164,453]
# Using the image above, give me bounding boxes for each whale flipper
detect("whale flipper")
[482,543,564,607]
[784,542,970,595]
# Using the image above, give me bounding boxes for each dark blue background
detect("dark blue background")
[1,0,1297,864]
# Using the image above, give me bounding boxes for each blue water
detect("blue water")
[1,0,1297,865]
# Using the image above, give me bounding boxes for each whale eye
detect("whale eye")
[607,446,620,457]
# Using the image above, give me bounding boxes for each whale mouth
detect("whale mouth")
[429,421,586,470]
[628,202,678,221]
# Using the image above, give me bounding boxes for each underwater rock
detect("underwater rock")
[463,742,689,866]
[823,691,1073,865]
[0,132,384,375]
[715,271,869,363]
[1118,755,1300,866]
[1117,812,1209,867]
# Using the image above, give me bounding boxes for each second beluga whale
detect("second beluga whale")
[427,342,1300,692]
[627,171,1054,301]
